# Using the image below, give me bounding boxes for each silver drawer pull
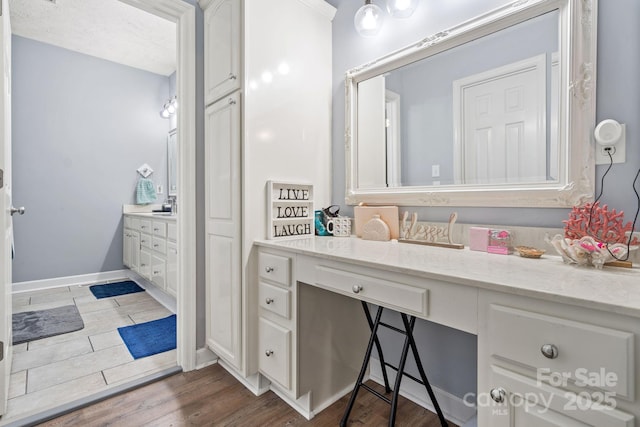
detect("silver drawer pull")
[228,98,236,105]
[154,244,159,248]
[153,270,161,275]
[154,228,159,231]
[352,285,363,294]
[541,344,559,359]
[490,387,506,403]
[265,298,274,305]
[228,73,237,80]
[265,266,274,273]
[265,350,274,357]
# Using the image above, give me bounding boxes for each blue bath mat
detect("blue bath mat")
[118,314,176,359]
[89,281,145,299]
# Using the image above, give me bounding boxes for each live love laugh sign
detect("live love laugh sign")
[267,181,315,240]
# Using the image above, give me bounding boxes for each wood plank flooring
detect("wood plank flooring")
[37,364,459,426]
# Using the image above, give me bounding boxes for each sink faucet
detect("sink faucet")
[169,196,177,215]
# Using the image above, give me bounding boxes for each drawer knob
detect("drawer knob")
[265,350,274,357]
[352,285,363,294]
[265,298,274,305]
[541,344,559,359]
[490,387,506,403]
[265,266,274,273]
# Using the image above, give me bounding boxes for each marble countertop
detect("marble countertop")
[123,212,177,221]
[255,237,640,318]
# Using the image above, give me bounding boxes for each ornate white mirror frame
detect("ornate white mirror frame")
[345,0,597,207]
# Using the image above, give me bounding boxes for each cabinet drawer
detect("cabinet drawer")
[167,222,177,241]
[259,252,291,286]
[488,304,634,398]
[259,318,291,389]
[124,216,135,229]
[484,365,634,427]
[259,282,290,319]
[140,233,152,249]
[139,219,152,233]
[315,265,427,317]
[152,237,166,254]
[152,221,167,238]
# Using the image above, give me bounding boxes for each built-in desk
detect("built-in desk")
[254,237,640,426]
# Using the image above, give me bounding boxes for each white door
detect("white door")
[205,92,241,369]
[453,55,546,185]
[0,0,11,415]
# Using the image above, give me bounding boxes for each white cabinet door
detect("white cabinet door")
[166,241,178,297]
[139,248,152,280]
[123,229,140,270]
[151,254,166,290]
[205,92,242,369]
[204,0,240,106]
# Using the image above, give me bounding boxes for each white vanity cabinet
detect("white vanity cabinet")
[254,237,640,425]
[478,291,636,427]
[123,214,177,297]
[257,250,294,391]
[199,0,335,383]
[123,216,140,270]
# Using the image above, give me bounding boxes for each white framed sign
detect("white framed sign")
[267,181,314,239]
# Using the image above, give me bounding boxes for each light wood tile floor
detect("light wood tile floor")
[2,282,177,424]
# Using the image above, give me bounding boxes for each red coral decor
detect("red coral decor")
[564,202,639,246]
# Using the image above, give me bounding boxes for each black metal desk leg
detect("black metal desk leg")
[340,305,385,427]
[361,302,391,393]
[401,313,449,427]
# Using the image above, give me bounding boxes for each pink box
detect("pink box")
[469,227,490,252]
[488,229,512,255]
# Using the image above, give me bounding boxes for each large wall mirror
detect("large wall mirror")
[345,0,597,207]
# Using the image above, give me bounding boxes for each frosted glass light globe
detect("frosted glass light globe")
[354,1,384,37]
[386,0,418,18]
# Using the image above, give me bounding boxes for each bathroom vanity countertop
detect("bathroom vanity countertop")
[123,212,177,220]
[255,236,640,318]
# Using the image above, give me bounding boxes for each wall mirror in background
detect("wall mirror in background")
[167,128,177,197]
[345,0,597,207]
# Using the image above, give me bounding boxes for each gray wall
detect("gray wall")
[326,0,640,401]
[11,35,172,282]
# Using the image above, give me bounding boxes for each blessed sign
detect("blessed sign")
[267,181,314,240]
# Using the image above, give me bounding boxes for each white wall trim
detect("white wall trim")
[118,0,198,373]
[195,347,218,369]
[370,362,477,426]
[217,359,271,396]
[12,270,129,293]
[125,270,177,313]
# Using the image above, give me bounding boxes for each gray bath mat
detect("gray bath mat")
[12,305,85,345]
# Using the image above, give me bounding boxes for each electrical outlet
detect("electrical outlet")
[595,124,626,165]
[432,164,440,177]
[157,185,163,194]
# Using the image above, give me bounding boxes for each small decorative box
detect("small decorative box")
[487,229,512,255]
[469,227,490,252]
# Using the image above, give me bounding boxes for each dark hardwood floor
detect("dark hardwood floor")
[37,363,459,426]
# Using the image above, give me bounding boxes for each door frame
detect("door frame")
[119,0,197,371]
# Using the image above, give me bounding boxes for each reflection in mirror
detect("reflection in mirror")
[357,10,558,188]
[346,0,596,207]
[167,128,177,197]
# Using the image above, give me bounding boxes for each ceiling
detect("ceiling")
[9,0,177,76]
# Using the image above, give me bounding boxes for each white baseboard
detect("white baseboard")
[217,359,270,396]
[124,270,176,313]
[370,362,476,426]
[12,270,130,293]
[195,347,218,369]
[268,386,312,420]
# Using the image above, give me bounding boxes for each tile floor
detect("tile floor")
[2,281,177,424]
